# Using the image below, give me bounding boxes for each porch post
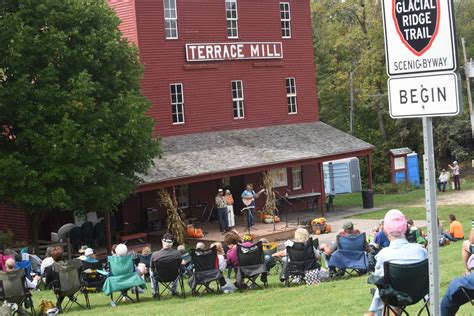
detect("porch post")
[319,162,326,216]
[368,154,373,190]
[104,212,112,255]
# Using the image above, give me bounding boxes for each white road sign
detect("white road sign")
[382,0,457,76]
[388,72,461,118]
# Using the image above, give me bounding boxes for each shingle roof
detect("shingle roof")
[388,147,413,156]
[141,121,374,184]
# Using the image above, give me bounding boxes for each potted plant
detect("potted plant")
[311,217,327,235]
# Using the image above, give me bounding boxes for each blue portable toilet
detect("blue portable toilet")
[407,153,421,187]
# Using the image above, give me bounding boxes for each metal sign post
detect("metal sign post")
[422,117,440,315]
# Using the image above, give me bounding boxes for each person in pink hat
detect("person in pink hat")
[366,209,428,316]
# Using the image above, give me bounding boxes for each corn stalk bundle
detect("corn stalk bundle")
[263,171,276,216]
[158,189,186,245]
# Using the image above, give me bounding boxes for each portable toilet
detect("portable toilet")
[407,153,421,187]
[323,157,362,194]
[388,147,412,187]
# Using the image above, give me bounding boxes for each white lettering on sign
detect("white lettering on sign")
[185,42,283,62]
[387,72,460,118]
[381,0,457,76]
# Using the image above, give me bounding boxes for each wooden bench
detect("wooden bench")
[119,232,148,244]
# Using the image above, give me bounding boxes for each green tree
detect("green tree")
[313,0,473,185]
[0,0,160,245]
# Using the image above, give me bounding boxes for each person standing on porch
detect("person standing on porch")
[241,184,265,230]
[448,161,461,190]
[225,189,235,229]
[216,189,229,233]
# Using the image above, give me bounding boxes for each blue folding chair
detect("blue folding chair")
[328,233,368,278]
[15,260,33,281]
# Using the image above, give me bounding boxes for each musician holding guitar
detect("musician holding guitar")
[241,184,265,231]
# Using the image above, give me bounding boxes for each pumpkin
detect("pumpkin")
[194,228,204,238]
[315,229,321,235]
[274,216,280,223]
[325,224,332,233]
[186,225,195,237]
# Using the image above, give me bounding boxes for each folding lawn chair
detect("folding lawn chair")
[0,269,35,315]
[15,261,33,282]
[80,222,94,248]
[102,255,145,305]
[151,258,185,300]
[440,272,474,315]
[81,259,106,293]
[368,259,430,316]
[189,247,224,296]
[51,259,90,313]
[284,238,320,287]
[68,227,82,253]
[236,242,268,290]
[328,233,368,278]
[93,221,106,248]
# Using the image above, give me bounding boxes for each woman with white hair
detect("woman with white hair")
[273,227,322,283]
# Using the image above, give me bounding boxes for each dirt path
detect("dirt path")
[414,189,474,207]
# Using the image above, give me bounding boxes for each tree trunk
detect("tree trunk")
[376,82,387,140]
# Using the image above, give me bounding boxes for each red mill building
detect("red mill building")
[104,0,374,237]
[1,0,374,243]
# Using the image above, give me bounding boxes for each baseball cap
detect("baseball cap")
[84,248,94,256]
[383,209,408,236]
[218,189,223,192]
[162,232,174,244]
[343,221,354,231]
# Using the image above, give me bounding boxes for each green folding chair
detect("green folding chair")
[51,259,90,313]
[102,256,145,305]
[369,259,430,315]
[0,269,35,315]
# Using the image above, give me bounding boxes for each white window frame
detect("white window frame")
[280,2,291,39]
[170,83,185,124]
[286,77,298,114]
[231,80,245,119]
[292,166,302,190]
[164,0,178,39]
[226,0,239,39]
[176,184,189,209]
[271,168,288,188]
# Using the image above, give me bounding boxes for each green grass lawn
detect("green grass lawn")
[29,182,473,315]
[31,210,473,315]
[334,178,474,209]
[31,239,472,316]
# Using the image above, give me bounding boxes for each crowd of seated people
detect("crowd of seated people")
[1,212,472,315]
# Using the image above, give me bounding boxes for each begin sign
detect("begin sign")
[186,42,283,62]
[388,72,461,118]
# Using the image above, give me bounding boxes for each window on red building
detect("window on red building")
[170,83,185,124]
[271,168,288,187]
[176,184,189,208]
[280,2,291,38]
[231,80,245,119]
[286,77,297,114]
[226,0,238,38]
[164,0,178,39]
[292,166,302,190]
